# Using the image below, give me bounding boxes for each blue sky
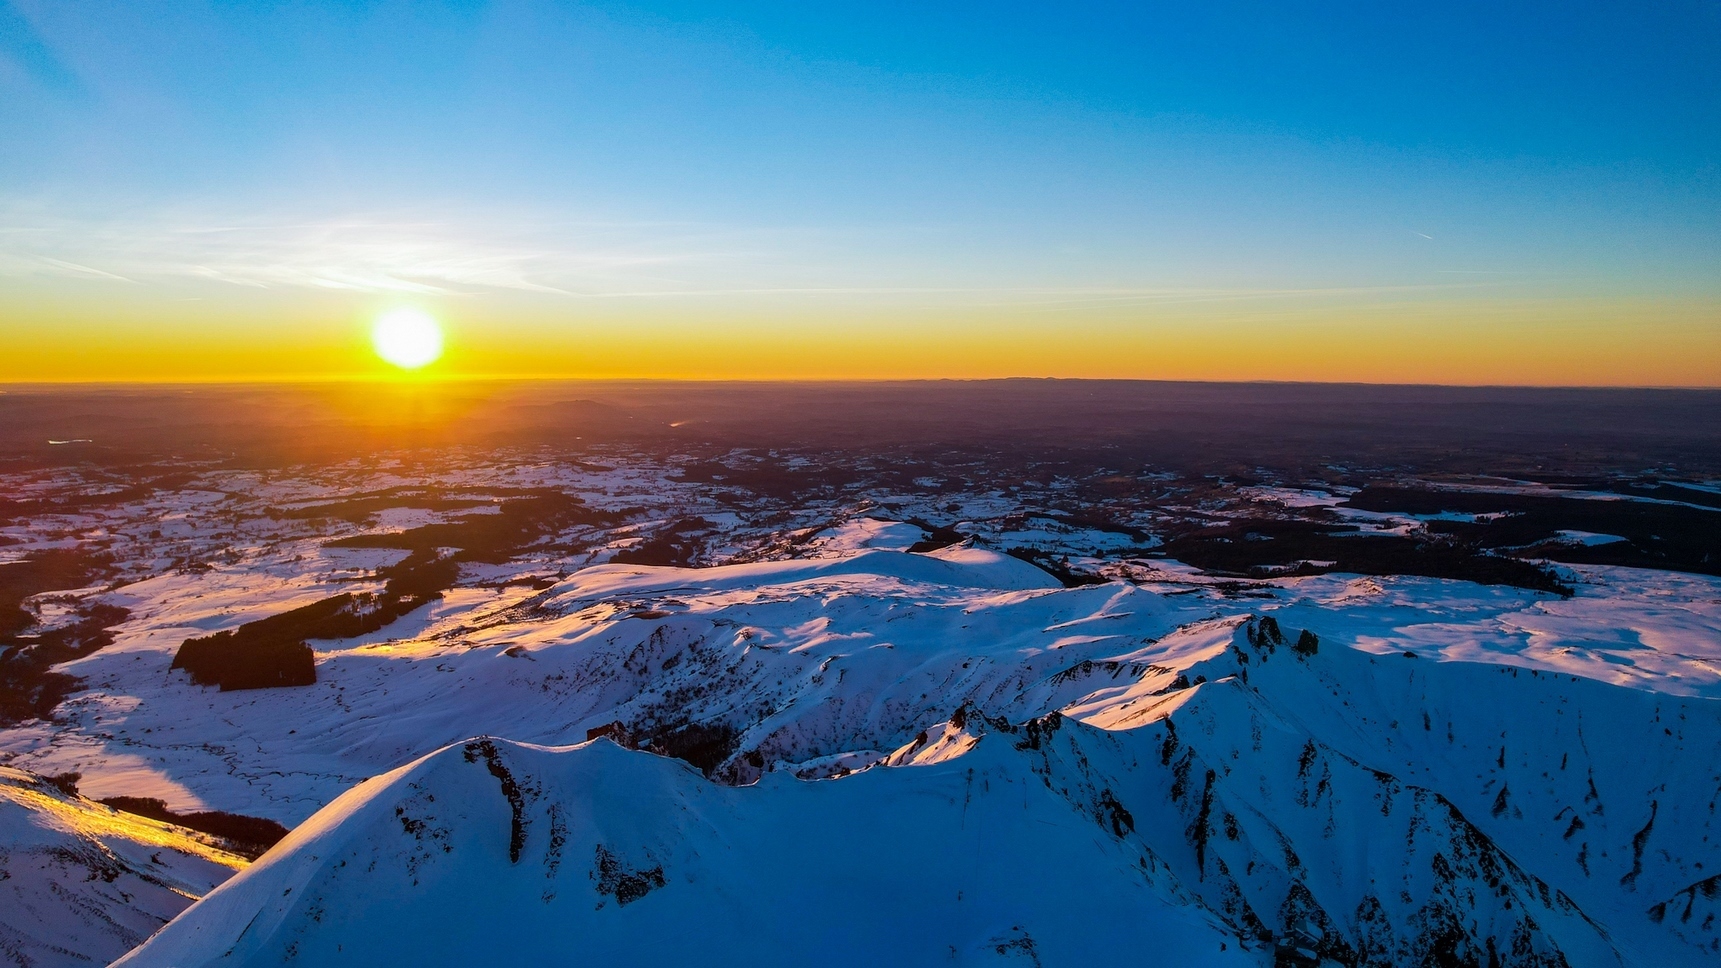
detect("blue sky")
[2,1,1718,381]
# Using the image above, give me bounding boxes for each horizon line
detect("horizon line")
[4,376,1721,393]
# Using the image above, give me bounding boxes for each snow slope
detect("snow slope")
[6,545,1148,819]
[4,538,1719,965]
[114,736,1254,967]
[0,767,245,968]
[114,610,1719,966]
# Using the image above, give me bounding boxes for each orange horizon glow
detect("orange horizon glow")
[5,289,1718,388]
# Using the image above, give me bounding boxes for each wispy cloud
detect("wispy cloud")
[0,201,1514,306]
[0,204,778,296]
[32,256,134,283]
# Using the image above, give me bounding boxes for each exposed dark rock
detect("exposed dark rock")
[592,845,665,906]
[463,738,530,863]
[639,720,741,777]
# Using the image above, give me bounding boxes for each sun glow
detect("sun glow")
[371,309,443,369]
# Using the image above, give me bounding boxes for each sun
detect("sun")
[371,308,443,370]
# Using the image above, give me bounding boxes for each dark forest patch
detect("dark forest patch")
[1575,480,1721,511]
[1160,517,1572,595]
[1029,511,1153,543]
[0,479,178,527]
[611,518,715,567]
[99,796,290,859]
[1345,486,1721,577]
[324,491,613,563]
[175,492,612,691]
[1006,548,1108,587]
[172,550,459,690]
[0,548,105,639]
[0,549,125,726]
[673,458,859,501]
[278,490,498,522]
[172,619,318,691]
[905,518,966,553]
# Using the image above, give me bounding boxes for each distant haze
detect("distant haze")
[5,380,1721,477]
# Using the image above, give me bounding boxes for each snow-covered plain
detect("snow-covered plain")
[3,454,1720,966]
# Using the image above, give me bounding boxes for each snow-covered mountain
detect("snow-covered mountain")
[101,550,1718,967]
[0,766,245,966]
[4,451,1720,966]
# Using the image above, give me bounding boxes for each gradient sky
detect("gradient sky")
[2,1,1718,383]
